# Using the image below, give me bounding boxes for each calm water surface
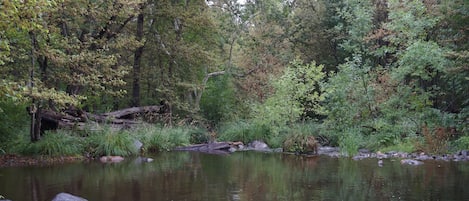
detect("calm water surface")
[1,151,469,201]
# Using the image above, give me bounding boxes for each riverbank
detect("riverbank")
[1,145,468,168]
[0,154,84,167]
[313,146,469,163]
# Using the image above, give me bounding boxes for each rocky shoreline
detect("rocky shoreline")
[311,146,469,165]
[0,155,84,168]
[1,141,468,168]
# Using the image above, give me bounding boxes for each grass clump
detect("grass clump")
[86,127,139,157]
[134,125,191,152]
[379,139,416,153]
[218,121,271,144]
[22,130,83,156]
[339,127,363,156]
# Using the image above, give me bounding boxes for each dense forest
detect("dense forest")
[0,0,468,156]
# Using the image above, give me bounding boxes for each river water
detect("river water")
[1,151,469,201]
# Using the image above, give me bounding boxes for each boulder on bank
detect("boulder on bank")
[247,140,269,150]
[51,192,87,201]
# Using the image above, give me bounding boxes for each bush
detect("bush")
[283,134,318,154]
[452,136,469,151]
[189,127,210,144]
[414,125,451,155]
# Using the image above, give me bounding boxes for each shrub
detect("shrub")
[283,134,318,154]
[415,125,451,154]
[189,127,210,144]
[452,136,469,151]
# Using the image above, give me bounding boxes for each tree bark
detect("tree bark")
[33,105,166,134]
[194,71,226,110]
[132,6,145,107]
[29,31,40,142]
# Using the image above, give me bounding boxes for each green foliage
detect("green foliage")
[200,75,239,124]
[0,100,29,153]
[336,0,374,54]
[452,136,469,151]
[393,40,448,81]
[385,0,439,46]
[323,55,373,131]
[251,59,327,133]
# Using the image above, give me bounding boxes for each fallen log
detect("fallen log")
[35,105,167,132]
[102,105,163,119]
[174,142,244,155]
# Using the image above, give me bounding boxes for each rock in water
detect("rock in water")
[248,140,269,150]
[51,193,87,201]
[400,159,424,166]
[378,159,384,167]
[100,156,124,163]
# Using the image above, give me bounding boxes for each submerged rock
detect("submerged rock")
[378,159,384,167]
[400,159,424,166]
[134,157,153,163]
[51,192,87,201]
[100,156,124,163]
[317,146,341,157]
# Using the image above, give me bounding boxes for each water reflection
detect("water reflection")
[0,152,469,201]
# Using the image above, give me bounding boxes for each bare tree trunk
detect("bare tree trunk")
[29,31,40,142]
[194,71,225,111]
[132,6,145,107]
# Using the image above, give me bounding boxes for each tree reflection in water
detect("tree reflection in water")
[0,152,468,201]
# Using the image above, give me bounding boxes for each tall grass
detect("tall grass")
[21,130,83,156]
[339,127,363,156]
[86,126,139,157]
[133,125,192,152]
[218,121,271,143]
